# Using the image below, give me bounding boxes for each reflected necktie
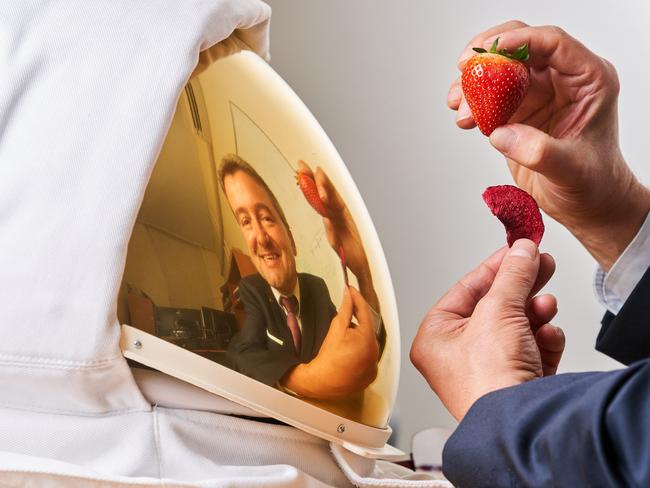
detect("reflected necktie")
[280,295,301,354]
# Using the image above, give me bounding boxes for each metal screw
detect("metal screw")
[133,340,142,349]
[337,424,345,434]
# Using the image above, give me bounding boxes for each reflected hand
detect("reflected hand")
[281,287,379,400]
[410,240,565,420]
[449,21,650,270]
[297,160,370,282]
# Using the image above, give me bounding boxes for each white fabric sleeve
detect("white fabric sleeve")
[369,306,382,338]
[594,211,650,314]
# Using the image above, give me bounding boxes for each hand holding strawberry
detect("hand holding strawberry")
[296,164,351,287]
[449,21,650,270]
[296,160,379,312]
[461,37,530,136]
[296,160,366,277]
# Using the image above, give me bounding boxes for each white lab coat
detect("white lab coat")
[0,2,449,486]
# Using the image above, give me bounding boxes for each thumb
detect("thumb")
[487,239,540,308]
[489,124,578,183]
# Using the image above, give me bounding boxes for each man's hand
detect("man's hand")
[449,21,650,270]
[280,287,380,400]
[298,160,379,311]
[410,240,565,420]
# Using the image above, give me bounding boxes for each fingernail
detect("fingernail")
[457,103,471,121]
[509,239,536,259]
[448,85,461,105]
[490,127,516,153]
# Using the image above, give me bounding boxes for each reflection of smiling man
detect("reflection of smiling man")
[219,154,381,400]
[222,160,297,297]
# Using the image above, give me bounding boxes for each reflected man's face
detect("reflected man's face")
[224,170,297,295]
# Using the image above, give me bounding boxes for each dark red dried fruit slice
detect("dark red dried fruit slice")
[482,185,544,247]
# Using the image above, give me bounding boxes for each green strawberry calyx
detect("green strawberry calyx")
[472,37,529,61]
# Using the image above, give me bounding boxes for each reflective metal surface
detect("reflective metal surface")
[119,50,398,430]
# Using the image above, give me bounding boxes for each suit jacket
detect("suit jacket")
[443,266,650,488]
[228,273,337,387]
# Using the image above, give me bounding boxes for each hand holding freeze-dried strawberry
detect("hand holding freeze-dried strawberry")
[461,38,529,136]
[482,185,544,247]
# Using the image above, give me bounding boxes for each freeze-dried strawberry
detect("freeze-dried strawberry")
[482,185,544,247]
[296,171,329,218]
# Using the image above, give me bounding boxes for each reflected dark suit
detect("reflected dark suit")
[443,267,650,487]
[228,272,336,386]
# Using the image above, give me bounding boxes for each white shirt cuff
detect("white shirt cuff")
[594,210,650,314]
[369,306,382,338]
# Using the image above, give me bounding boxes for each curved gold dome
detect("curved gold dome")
[119,48,400,457]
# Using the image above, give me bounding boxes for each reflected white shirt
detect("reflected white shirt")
[594,210,650,314]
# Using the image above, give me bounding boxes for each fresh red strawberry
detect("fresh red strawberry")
[296,171,329,218]
[462,38,530,136]
[482,185,544,247]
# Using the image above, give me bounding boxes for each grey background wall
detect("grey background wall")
[262,0,650,451]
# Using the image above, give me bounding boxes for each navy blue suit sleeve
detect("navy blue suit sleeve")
[442,267,650,487]
[443,360,650,487]
[596,267,650,365]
